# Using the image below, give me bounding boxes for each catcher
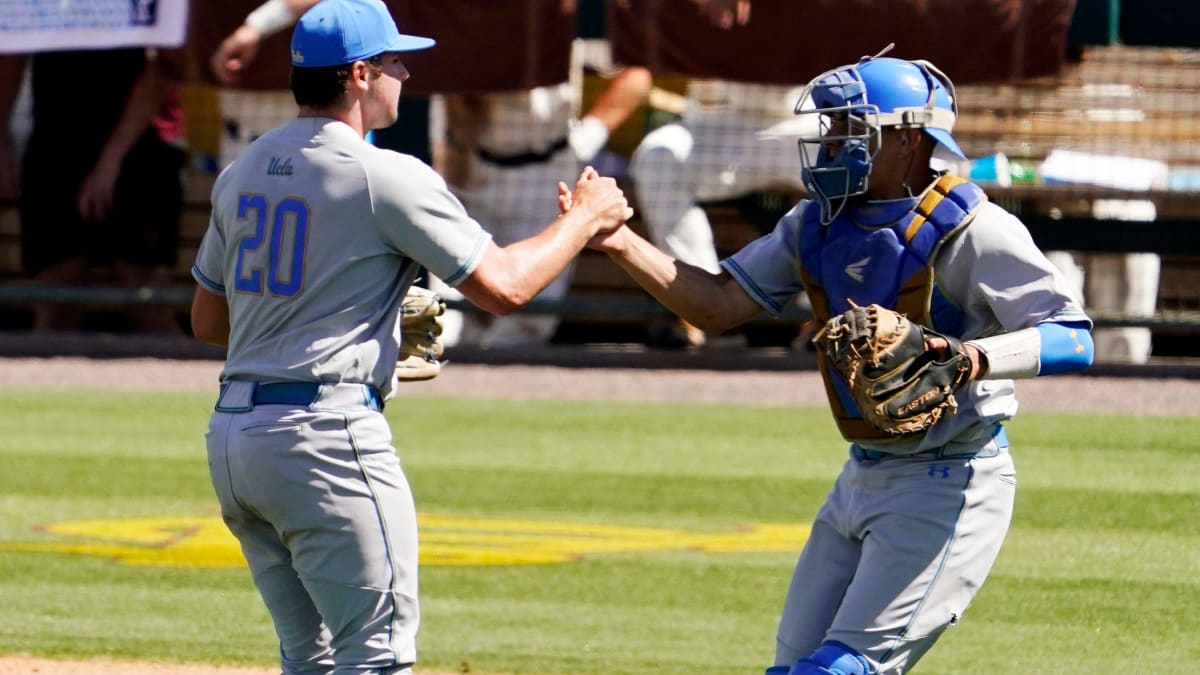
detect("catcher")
[581,49,1094,675]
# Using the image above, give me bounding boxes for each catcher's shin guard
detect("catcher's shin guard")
[783,642,871,675]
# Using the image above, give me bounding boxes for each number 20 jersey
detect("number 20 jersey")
[192,118,491,398]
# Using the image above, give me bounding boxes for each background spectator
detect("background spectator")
[0,49,186,333]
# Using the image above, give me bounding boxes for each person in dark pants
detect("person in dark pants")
[0,48,186,333]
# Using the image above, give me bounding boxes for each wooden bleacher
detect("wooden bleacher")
[951,45,1200,340]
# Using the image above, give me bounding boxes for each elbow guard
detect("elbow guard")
[967,321,1093,379]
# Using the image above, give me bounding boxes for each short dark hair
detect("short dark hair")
[290,55,383,108]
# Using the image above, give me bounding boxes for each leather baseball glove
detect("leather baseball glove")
[397,286,447,382]
[814,303,972,435]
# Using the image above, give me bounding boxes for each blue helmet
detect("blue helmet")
[794,50,965,223]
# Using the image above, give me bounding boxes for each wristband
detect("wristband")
[966,328,1041,379]
[245,0,296,36]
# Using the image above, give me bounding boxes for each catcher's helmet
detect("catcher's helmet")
[794,48,964,223]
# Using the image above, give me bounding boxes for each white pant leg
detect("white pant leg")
[467,146,579,345]
[432,86,578,347]
[630,123,721,273]
[773,497,861,665]
[1044,251,1085,301]
[209,407,419,674]
[1082,200,1161,364]
[1085,253,1160,364]
[685,102,808,205]
[630,93,810,275]
[438,142,579,347]
[776,449,1015,673]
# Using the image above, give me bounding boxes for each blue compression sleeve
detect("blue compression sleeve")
[1035,321,1094,375]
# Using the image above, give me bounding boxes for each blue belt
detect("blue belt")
[852,426,1007,462]
[251,382,384,412]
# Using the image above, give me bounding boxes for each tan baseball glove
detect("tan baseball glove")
[397,286,447,382]
[814,303,972,435]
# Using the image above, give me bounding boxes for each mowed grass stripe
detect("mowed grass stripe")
[0,390,1196,673]
[916,574,1200,673]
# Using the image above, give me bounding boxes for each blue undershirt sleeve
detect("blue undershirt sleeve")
[1035,320,1094,375]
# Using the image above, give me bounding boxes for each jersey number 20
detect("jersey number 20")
[233,194,309,297]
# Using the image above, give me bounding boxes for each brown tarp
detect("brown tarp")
[609,0,1078,84]
[395,1,574,95]
[170,0,574,94]
[162,0,292,90]
[169,0,1076,91]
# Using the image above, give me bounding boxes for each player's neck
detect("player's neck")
[298,105,368,139]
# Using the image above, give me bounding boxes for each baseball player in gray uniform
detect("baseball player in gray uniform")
[577,48,1095,674]
[188,0,632,672]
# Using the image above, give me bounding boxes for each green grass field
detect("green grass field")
[0,390,1197,673]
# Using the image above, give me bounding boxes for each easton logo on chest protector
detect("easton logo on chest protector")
[844,256,870,282]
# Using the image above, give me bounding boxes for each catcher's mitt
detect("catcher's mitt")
[814,303,972,435]
[397,286,447,382]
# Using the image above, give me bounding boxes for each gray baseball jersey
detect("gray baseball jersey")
[192,117,490,672]
[194,118,490,399]
[724,197,1089,454]
[723,197,1088,673]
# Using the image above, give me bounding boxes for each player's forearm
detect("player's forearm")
[464,169,633,313]
[967,321,1094,379]
[468,211,600,314]
[516,212,605,290]
[95,59,167,172]
[605,230,756,333]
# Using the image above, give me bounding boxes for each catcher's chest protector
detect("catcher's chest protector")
[799,174,986,440]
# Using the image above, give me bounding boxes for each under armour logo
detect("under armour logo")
[929,465,950,479]
[292,49,304,64]
[844,256,870,283]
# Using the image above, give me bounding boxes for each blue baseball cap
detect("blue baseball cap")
[291,0,435,68]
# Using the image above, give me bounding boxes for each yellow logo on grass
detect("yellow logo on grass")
[1,514,808,568]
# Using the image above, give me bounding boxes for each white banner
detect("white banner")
[0,0,188,53]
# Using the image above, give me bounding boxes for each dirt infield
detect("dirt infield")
[0,656,281,674]
[1,356,1195,674]
[0,656,463,675]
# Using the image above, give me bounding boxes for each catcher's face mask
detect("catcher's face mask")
[795,47,965,224]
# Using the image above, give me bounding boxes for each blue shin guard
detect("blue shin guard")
[773,642,871,675]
